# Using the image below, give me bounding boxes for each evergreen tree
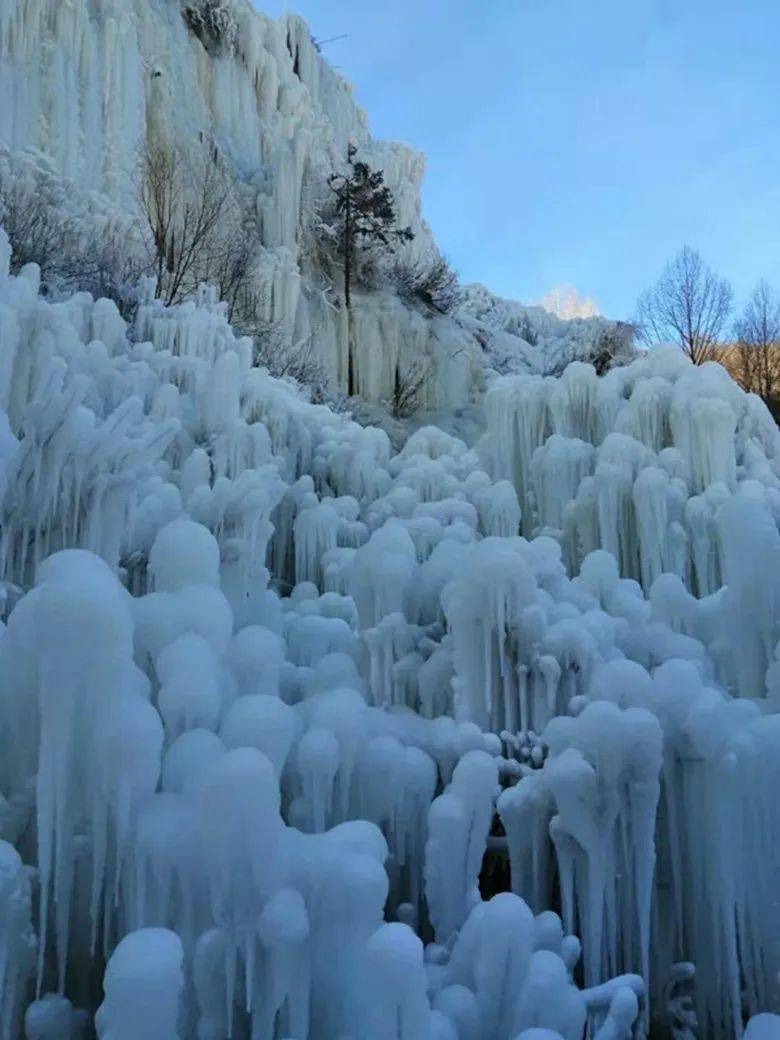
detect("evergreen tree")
[327,144,414,395]
[328,143,414,311]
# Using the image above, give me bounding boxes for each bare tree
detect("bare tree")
[392,251,460,314]
[140,140,253,311]
[635,245,733,364]
[387,356,433,418]
[732,280,780,405]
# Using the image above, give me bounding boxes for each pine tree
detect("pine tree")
[328,144,414,310]
[327,144,414,394]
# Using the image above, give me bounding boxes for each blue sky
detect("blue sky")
[260,0,780,321]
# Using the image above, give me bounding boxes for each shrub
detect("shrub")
[239,315,331,402]
[0,160,152,321]
[386,356,433,418]
[588,322,636,375]
[393,252,459,314]
[181,1,238,54]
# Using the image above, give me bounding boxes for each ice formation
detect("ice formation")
[2,208,780,1036]
[2,2,780,1039]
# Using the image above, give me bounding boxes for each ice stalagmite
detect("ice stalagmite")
[501,701,661,1011]
[0,841,35,1040]
[425,752,498,944]
[363,924,431,1040]
[253,887,310,1040]
[193,749,284,1029]
[23,552,157,989]
[24,994,86,1040]
[95,929,184,1040]
[442,540,537,731]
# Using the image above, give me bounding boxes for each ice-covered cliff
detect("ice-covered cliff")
[0,0,472,407]
[0,0,627,415]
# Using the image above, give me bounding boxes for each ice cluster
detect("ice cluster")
[2,2,780,1038]
[1,220,780,1038]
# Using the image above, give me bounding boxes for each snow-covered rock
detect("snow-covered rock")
[459,283,635,377]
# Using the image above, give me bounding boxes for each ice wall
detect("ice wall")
[2,243,780,1036]
[0,0,488,410]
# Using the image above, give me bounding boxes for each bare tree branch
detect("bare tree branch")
[635,245,733,364]
[140,139,255,315]
[386,356,433,418]
[729,279,780,408]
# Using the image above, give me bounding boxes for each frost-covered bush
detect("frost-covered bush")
[393,252,460,314]
[181,0,239,54]
[247,318,331,402]
[385,356,435,419]
[587,322,636,375]
[0,149,151,319]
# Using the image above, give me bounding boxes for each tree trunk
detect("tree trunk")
[344,191,351,310]
[344,184,355,395]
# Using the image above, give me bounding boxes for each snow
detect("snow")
[458,284,634,377]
